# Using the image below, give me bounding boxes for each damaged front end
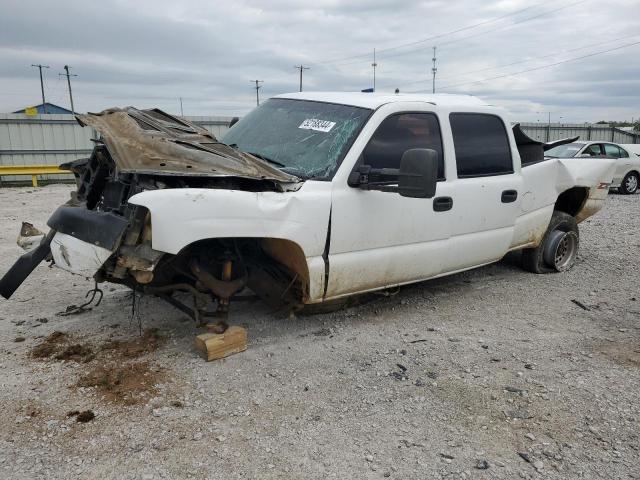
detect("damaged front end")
[0,107,306,321]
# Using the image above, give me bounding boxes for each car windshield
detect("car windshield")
[545,143,583,158]
[221,98,371,179]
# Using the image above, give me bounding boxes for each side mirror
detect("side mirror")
[398,149,438,198]
[229,117,240,128]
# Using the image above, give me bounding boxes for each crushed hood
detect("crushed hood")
[76,107,299,184]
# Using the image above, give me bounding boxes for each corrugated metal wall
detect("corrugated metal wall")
[0,113,234,183]
[517,122,640,144]
[1,114,638,184]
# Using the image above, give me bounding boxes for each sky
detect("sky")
[0,0,639,122]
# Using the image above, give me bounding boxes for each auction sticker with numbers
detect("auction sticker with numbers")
[298,118,336,133]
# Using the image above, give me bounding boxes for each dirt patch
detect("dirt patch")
[100,328,166,358]
[77,361,164,405]
[30,331,95,362]
[594,339,640,367]
[29,329,170,406]
[30,331,69,358]
[55,344,95,362]
[30,329,163,363]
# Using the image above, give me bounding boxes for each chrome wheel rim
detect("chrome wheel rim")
[544,230,578,271]
[626,174,638,193]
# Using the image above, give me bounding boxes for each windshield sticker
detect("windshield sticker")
[299,118,336,133]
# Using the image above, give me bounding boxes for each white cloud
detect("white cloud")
[0,0,639,121]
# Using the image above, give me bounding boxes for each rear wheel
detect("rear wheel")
[522,211,579,273]
[619,172,639,195]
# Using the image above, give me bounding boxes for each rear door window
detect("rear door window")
[450,113,513,178]
[603,144,621,158]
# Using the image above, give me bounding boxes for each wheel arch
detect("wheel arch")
[554,186,589,217]
[173,236,312,304]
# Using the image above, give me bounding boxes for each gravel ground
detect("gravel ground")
[0,184,638,480]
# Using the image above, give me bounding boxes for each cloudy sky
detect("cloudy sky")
[1,0,639,122]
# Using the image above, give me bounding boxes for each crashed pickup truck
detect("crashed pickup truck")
[0,93,615,320]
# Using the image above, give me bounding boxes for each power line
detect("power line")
[30,64,49,113]
[326,0,588,68]
[59,65,77,115]
[438,0,588,48]
[294,65,310,92]
[409,39,640,92]
[312,0,556,67]
[383,32,639,90]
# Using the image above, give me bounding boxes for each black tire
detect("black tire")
[522,211,579,274]
[619,172,639,195]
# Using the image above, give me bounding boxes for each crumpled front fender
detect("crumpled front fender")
[127,182,332,257]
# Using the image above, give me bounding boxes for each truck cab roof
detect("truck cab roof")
[274,91,491,110]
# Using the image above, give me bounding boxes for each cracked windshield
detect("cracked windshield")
[221,98,371,179]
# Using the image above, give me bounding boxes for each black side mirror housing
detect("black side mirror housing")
[398,148,438,198]
[229,117,240,128]
[348,148,438,198]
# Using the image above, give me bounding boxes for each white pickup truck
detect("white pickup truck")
[0,93,616,319]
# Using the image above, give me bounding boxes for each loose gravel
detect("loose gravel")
[0,184,638,480]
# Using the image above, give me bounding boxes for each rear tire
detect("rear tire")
[522,211,579,274]
[619,172,639,195]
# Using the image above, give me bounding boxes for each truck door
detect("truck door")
[442,112,524,272]
[326,108,454,299]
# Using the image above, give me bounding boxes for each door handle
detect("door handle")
[501,190,518,203]
[433,196,453,212]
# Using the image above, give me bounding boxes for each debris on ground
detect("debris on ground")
[67,410,96,423]
[571,299,591,311]
[195,325,247,361]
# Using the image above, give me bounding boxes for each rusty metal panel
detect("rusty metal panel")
[0,113,236,184]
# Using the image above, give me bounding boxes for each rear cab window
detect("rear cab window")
[360,112,445,181]
[449,113,513,178]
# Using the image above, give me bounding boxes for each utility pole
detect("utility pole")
[294,65,310,92]
[31,64,50,114]
[59,65,77,115]
[250,80,263,106]
[179,97,184,116]
[431,46,437,94]
[547,112,552,142]
[372,48,378,92]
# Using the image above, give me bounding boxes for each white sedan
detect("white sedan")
[546,141,640,194]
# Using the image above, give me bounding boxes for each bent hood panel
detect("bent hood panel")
[76,107,298,183]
